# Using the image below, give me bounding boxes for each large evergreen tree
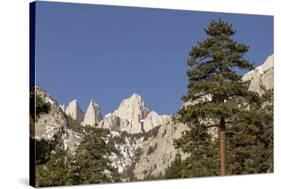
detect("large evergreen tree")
[176,19,256,175]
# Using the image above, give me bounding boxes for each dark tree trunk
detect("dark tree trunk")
[220,117,226,176]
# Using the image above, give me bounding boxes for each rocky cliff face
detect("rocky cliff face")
[113,93,150,134]
[133,121,187,179]
[242,55,274,94]
[34,85,67,140]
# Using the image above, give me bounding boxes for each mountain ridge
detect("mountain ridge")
[32,54,274,181]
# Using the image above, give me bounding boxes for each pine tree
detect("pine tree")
[164,154,184,179]
[226,89,273,174]
[35,137,73,187]
[71,127,120,184]
[179,126,219,177]
[259,90,273,172]
[176,19,256,176]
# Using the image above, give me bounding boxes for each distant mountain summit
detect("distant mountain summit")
[115,93,150,122]
[99,93,169,134]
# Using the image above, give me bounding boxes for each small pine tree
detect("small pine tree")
[35,138,73,187]
[164,154,183,179]
[71,127,120,184]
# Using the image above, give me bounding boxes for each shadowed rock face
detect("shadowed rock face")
[65,99,84,122]
[242,55,274,95]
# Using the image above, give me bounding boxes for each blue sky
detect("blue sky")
[35,1,273,115]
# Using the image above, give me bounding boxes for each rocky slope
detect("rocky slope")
[133,121,187,179]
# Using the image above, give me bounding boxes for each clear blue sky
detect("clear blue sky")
[35,1,273,115]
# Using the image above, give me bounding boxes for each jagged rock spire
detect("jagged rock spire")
[82,100,103,127]
[65,99,84,122]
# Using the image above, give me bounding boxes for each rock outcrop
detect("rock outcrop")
[65,99,84,122]
[33,86,83,155]
[34,85,67,140]
[133,121,187,179]
[242,55,274,94]
[99,113,121,131]
[82,100,103,127]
